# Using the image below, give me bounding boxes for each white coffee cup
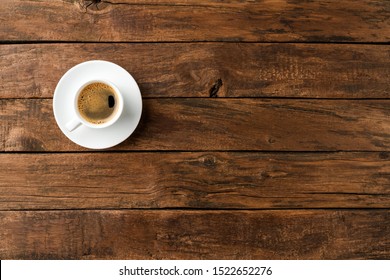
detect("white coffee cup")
[66,79,124,132]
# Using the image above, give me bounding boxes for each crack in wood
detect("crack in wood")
[85,1,218,8]
[81,0,102,11]
[209,78,223,98]
[80,0,211,11]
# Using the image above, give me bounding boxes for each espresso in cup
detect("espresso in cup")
[77,82,118,125]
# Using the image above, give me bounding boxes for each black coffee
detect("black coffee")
[77,82,117,124]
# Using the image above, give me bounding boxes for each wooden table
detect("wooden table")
[0,0,389,259]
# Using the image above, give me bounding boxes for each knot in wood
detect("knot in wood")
[379,152,389,160]
[201,155,217,168]
[268,137,276,144]
[259,171,270,180]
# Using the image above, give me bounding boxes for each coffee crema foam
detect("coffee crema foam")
[77,82,117,124]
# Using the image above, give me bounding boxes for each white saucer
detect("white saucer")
[53,60,142,149]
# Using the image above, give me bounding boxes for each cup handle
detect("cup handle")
[65,117,82,132]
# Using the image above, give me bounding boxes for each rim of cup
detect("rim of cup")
[74,79,124,129]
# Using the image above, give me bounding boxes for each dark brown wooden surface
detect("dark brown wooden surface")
[0,0,389,260]
[1,0,389,42]
[0,152,389,210]
[1,43,389,99]
[0,210,388,259]
[1,99,389,151]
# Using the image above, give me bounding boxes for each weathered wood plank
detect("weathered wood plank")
[1,43,389,98]
[0,152,389,210]
[0,210,388,259]
[1,99,389,151]
[1,0,389,42]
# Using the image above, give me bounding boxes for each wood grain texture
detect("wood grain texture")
[1,0,389,42]
[0,210,388,259]
[1,43,389,98]
[1,99,389,152]
[0,152,389,210]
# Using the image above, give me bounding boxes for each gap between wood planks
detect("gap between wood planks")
[1,207,389,212]
[1,41,389,44]
[2,97,390,100]
[1,150,389,154]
